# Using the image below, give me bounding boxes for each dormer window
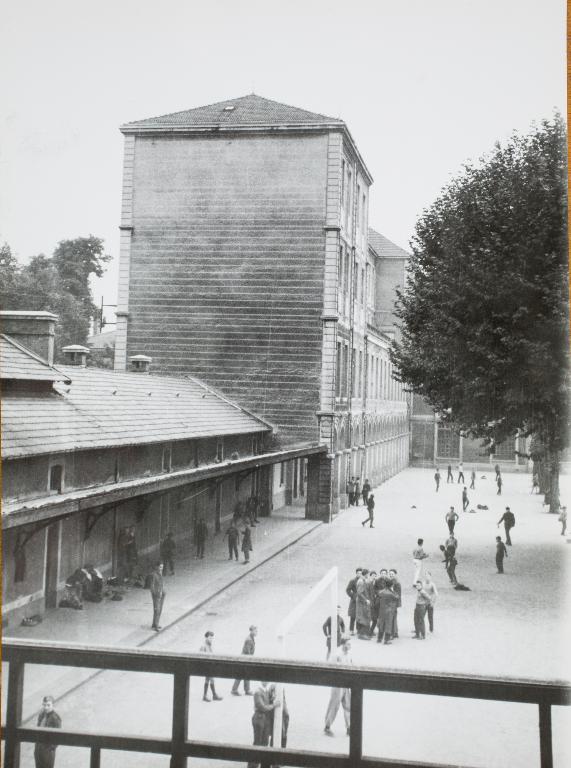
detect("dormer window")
[223,106,235,112]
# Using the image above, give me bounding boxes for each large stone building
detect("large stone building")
[114,94,409,517]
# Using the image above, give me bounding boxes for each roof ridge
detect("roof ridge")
[122,93,343,129]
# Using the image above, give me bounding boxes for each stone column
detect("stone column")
[258,465,272,517]
[306,452,333,522]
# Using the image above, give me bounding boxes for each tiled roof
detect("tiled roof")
[2,367,270,459]
[122,94,344,131]
[0,334,70,383]
[368,228,410,260]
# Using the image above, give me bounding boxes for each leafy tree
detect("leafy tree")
[51,237,110,354]
[52,236,109,306]
[0,242,21,308]
[0,236,111,363]
[391,115,568,512]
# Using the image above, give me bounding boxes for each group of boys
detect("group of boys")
[345,566,402,644]
[346,477,372,506]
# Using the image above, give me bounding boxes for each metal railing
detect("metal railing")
[2,638,569,768]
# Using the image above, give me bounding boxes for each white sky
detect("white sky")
[0,0,566,314]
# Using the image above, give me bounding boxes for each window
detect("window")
[372,357,376,398]
[351,347,356,393]
[358,351,363,397]
[345,169,352,231]
[342,345,348,397]
[360,267,365,304]
[280,462,285,486]
[437,425,461,459]
[370,265,376,305]
[49,464,63,494]
[341,159,346,208]
[365,262,373,306]
[217,438,224,462]
[162,445,172,473]
[338,246,344,292]
[336,342,342,396]
[356,183,361,236]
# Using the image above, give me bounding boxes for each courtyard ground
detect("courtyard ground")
[5,467,571,767]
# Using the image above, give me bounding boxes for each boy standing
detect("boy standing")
[232,625,257,695]
[34,695,62,768]
[149,562,165,631]
[412,581,431,639]
[412,538,429,584]
[495,536,508,573]
[200,631,223,701]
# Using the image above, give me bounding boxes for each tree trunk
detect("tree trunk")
[534,459,549,494]
[548,449,560,514]
[545,449,559,514]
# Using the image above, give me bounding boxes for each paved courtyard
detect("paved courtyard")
[10,467,571,767]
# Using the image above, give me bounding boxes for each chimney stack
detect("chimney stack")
[129,354,152,373]
[0,311,57,365]
[62,344,90,367]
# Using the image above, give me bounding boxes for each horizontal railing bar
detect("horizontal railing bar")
[12,727,171,753]
[5,728,484,768]
[185,740,480,768]
[3,639,570,706]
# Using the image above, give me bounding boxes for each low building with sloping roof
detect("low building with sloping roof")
[1,311,325,626]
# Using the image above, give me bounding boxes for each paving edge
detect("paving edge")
[23,519,323,719]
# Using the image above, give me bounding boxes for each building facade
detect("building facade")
[1,311,323,627]
[114,94,409,518]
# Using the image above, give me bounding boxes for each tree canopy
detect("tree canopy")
[391,116,568,506]
[0,236,110,360]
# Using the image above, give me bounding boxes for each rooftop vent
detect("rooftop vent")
[223,106,235,111]
[62,344,90,367]
[129,354,152,373]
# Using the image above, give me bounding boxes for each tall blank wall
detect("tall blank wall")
[125,133,329,445]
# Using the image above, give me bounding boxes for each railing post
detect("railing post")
[538,702,553,768]
[349,685,363,766]
[170,671,190,768]
[4,659,24,768]
[90,747,101,768]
